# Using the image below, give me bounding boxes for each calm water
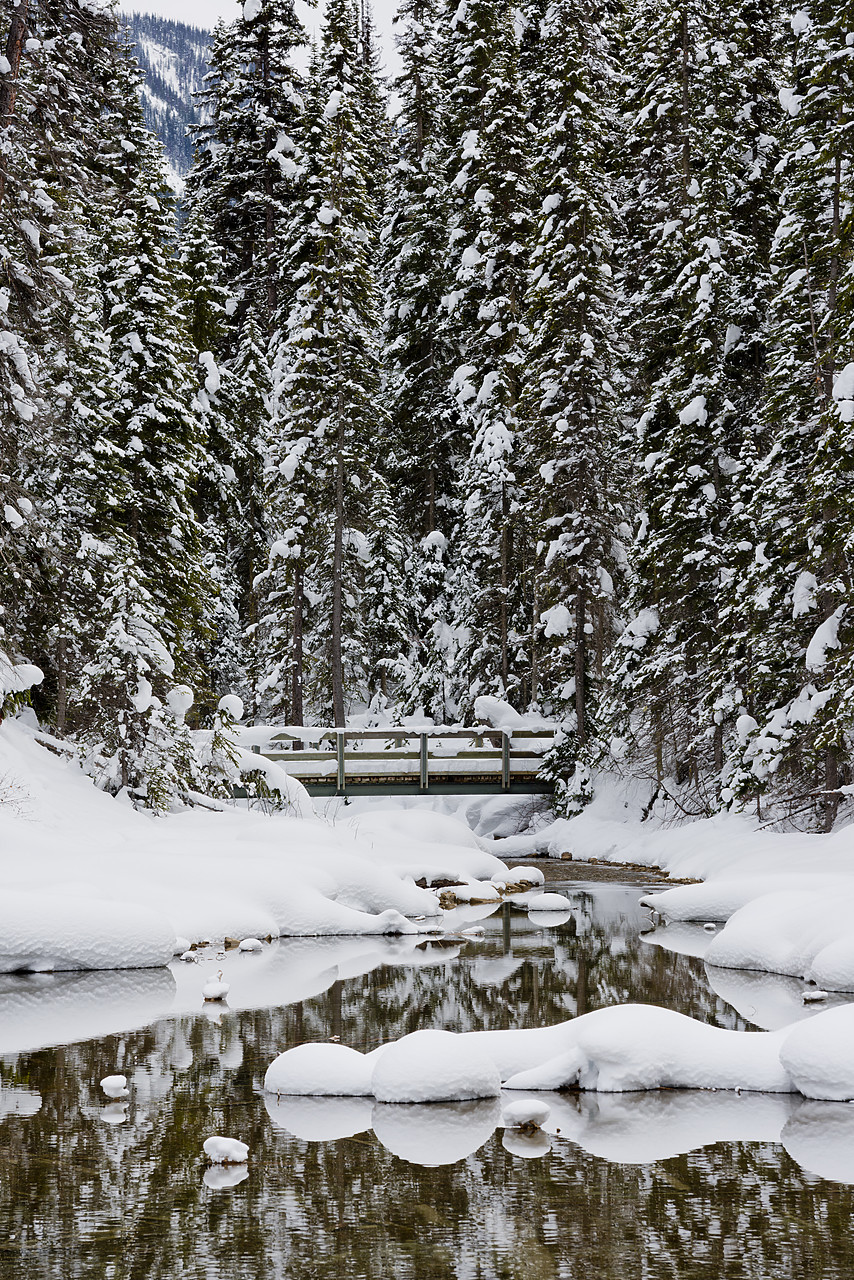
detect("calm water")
[1,881,854,1280]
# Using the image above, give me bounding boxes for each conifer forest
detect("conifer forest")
[2,0,854,831]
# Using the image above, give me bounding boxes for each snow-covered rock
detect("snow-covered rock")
[100,1074,129,1100]
[264,1042,375,1097]
[202,973,230,1002]
[203,1136,249,1164]
[238,937,263,952]
[371,1029,502,1103]
[522,892,572,913]
[779,1005,854,1101]
[501,1098,550,1129]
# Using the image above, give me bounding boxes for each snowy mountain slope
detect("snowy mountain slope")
[119,11,211,187]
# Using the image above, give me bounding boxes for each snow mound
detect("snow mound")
[501,1005,791,1094]
[523,892,572,913]
[705,889,854,989]
[203,1136,249,1164]
[372,1029,502,1103]
[0,892,176,972]
[264,1042,375,1097]
[779,1005,854,1101]
[501,1098,550,1128]
[100,1074,128,1099]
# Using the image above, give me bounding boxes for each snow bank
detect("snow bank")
[498,1005,791,1094]
[265,1004,854,1105]
[0,723,518,971]
[0,892,175,972]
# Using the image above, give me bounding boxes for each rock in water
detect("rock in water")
[202,971,230,1002]
[501,1099,551,1130]
[100,1074,129,1100]
[203,1136,249,1165]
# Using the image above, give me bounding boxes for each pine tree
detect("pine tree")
[437,0,535,714]
[95,45,209,679]
[363,472,413,700]
[610,0,777,799]
[726,3,854,826]
[381,0,455,542]
[263,0,385,724]
[187,0,306,343]
[518,0,626,809]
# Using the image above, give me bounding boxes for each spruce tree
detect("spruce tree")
[263,0,384,724]
[610,0,777,799]
[518,0,626,808]
[727,3,854,826]
[437,0,535,714]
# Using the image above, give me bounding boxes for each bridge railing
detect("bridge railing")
[254,725,556,796]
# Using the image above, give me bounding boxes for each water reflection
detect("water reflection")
[2,882,854,1280]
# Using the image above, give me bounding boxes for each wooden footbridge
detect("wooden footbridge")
[250,726,556,797]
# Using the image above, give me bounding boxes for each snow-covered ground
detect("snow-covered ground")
[0,722,557,973]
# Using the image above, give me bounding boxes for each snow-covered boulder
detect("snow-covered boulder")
[501,1098,550,1129]
[779,1005,854,1101]
[264,1042,375,1097]
[100,1074,128,1100]
[203,1136,249,1165]
[371,1029,502,1103]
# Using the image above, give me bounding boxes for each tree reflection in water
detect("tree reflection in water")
[1,883,853,1280]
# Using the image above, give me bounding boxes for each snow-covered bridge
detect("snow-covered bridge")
[248,726,556,797]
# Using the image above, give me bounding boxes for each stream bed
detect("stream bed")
[1,877,853,1279]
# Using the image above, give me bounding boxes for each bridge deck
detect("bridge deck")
[249,725,556,797]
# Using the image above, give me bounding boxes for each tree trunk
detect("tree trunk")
[0,0,29,209]
[499,484,509,689]
[291,562,304,726]
[824,747,839,833]
[575,585,586,748]
[331,282,346,728]
[0,2,28,125]
[55,634,68,735]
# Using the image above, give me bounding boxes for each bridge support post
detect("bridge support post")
[419,734,429,792]
[336,732,346,796]
[502,732,510,792]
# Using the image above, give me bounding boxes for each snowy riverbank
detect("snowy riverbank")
[0,723,536,972]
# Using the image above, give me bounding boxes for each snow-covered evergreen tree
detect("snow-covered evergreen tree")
[262,0,384,724]
[518,0,626,809]
[437,0,535,715]
[609,0,778,800]
[725,3,854,826]
[381,0,455,542]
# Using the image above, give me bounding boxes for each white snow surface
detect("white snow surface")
[264,1003,854,1105]
[0,723,517,972]
[372,1029,502,1103]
